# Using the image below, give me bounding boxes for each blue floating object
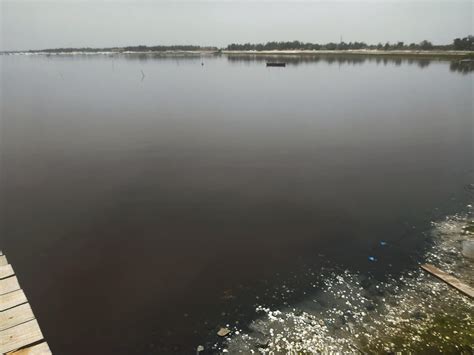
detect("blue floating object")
[368,256,377,262]
[380,241,387,246]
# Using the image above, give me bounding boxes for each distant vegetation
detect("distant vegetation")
[122,45,218,52]
[28,45,218,53]
[4,36,471,54]
[226,36,474,51]
[453,36,474,51]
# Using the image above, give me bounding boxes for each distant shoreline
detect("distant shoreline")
[223,49,474,59]
[0,50,219,56]
[222,49,474,60]
[2,49,473,59]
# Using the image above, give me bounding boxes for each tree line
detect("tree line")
[18,35,473,53]
[226,36,473,51]
[29,45,218,53]
[453,36,474,50]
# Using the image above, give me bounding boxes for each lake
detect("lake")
[1,54,472,354]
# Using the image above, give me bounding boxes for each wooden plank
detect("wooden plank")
[0,319,44,354]
[0,264,15,279]
[8,342,52,355]
[0,256,50,354]
[421,264,474,298]
[0,290,28,311]
[0,303,35,331]
[0,255,8,267]
[0,276,21,296]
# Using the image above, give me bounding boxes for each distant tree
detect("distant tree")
[353,42,367,49]
[383,42,390,50]
[395,41,405,49]
[419,40,433,50]
[453,36,474,50]
[337,42,348,50]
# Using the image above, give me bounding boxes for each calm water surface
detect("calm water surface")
[1,54,472,354]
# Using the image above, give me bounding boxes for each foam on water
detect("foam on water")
[214,206,474,353]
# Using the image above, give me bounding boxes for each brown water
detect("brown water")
[0,54,472,354]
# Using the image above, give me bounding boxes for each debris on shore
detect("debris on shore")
[217,328,231,337]
[215,209,473,353]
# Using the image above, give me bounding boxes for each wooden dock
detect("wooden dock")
[421,263,474,298]
[0,251,51,354]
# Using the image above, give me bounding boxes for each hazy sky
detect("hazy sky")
[1,0,472,51]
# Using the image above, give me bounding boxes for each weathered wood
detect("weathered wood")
[0,255,8,267]
[0,276,21,296]
[8,342,52,355]
[0,303,36,331]
[421,264,474,298]
[0,290,28,311]
[0,319,44,353]
[0,254,49,354]
[0,265,15,279]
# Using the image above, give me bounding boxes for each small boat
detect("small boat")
[266,62,286,67]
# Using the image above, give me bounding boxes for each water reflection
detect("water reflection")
[39,52,211,62]
[14,52,474,73]
[226,54,473,72]
[450,60,474,74]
